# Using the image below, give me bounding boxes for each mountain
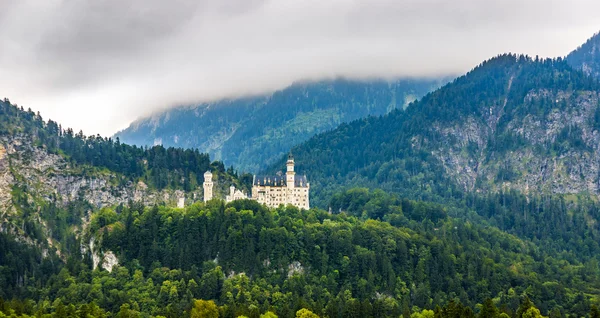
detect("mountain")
[115,78,446,172]
[277,54,600,207]
[567,31,600,80]
[265,52,600,270]
[3,91,600,316]
[0,98,248,284]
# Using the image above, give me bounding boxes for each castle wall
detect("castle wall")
[252,184,309,210]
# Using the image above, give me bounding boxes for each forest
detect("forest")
[2,195,600,317]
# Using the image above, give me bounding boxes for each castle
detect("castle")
[202,153,310,210]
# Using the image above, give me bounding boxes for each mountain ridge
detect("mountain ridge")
[115,77,448,172]
[269,53,600,207]
[567,31,600,80]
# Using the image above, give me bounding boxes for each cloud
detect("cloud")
[1,0,599,136]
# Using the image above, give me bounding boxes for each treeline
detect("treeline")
[0,295,578,318]
[0,98,252,192]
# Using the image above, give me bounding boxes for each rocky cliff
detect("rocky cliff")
[429,87,600,196]
[0,134,196,213]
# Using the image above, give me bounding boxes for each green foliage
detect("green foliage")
[2,189,599,317]
[591,305,600,318]
[18,197,600,316]
[295,308,320,318]
[478,299,499,318]
[411,309,434,318]
[191,299,219,318]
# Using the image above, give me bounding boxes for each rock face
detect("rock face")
[88,237,118,272]
[287,261,304,278]
[432,90,600,194]
[0,134,198,214]
[0,133,198,261]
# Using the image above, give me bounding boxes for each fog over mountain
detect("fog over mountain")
[1,0,599,135]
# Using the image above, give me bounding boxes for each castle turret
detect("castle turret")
[286,153,295,190]
[203,171,213,202]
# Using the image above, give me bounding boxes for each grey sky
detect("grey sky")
[1,0,599,136]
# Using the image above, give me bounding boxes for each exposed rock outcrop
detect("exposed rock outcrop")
[427,86,600,196]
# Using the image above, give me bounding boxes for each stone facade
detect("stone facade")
[203,171,213,201]
[226,185,247,202]
[251,154,310,210]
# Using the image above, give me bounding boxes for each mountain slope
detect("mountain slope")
[272,54,600,207]
[0,98,248,271]
[567,31,600,80]
[115,78,445,172]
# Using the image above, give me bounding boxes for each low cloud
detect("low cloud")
[1,0,599,136]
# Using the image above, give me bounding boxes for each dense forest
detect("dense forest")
[2,197,599,317]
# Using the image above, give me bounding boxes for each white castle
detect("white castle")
[202,153,310,210]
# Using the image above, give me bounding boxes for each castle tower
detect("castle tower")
[203,171,213,202]
[286,153,295,190]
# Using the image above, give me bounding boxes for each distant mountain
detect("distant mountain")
[272,54,600,208]
[114,78,446,172]
[567,31,600,80]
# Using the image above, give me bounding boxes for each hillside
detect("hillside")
[276,54,600,207]
[0,98,248,270]
[3,195,599,317]
[567,31,600,80]
[115,78,445,172]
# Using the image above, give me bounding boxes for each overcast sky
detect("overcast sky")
[1,0,599,136]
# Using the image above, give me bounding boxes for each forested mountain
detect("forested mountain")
[567,32,600,80]
[115,78,445,172]
[5,34,600,318]
[276,54,600,208]
[0,98,249,295]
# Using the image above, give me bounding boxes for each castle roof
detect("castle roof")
[253,174,308,187]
